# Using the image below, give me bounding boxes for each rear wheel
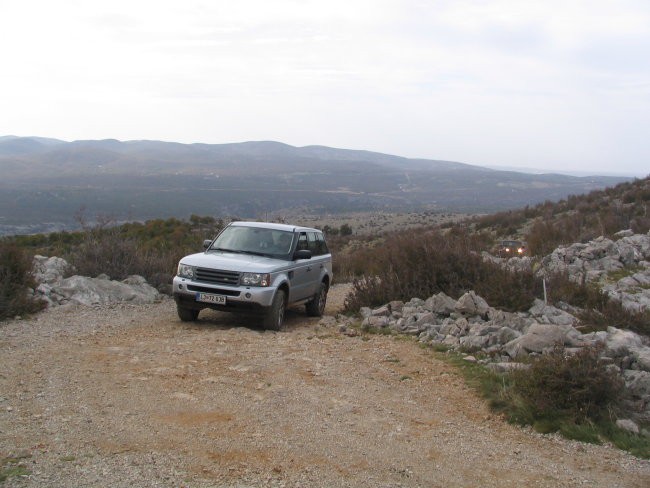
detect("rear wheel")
[263,290,286,331]
[177,306,199,322]
[306,282,328,317]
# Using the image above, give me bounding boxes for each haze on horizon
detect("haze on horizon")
[1,0,648,176]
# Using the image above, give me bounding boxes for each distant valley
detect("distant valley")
[0,136,630,235]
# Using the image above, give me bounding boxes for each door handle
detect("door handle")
[306,266,312,271]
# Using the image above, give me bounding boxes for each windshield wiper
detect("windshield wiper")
[213,247,244,253]
[241,250,273,257]
[213,248,272,257]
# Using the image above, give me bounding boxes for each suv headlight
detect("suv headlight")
[241,273,271,287]
[177,263,194,279]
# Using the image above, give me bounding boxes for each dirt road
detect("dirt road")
[1,285,649,487]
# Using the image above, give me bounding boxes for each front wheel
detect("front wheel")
[177,305,199,322]
[306,282,328,317]
[263,290,286,331]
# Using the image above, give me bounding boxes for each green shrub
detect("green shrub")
[508,346,623,426]
[433,347,649,457]
[0,242,46,320]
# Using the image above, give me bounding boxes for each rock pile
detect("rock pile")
[485,230,650,314]
[541,230,650,281]
[351,288,650,430]
[31,255,161,307]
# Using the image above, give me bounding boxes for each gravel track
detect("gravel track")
[1,284,649,487]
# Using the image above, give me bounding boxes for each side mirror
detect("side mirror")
[203,239,212,250]
[294,249,312,260]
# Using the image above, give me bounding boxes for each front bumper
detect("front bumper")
[172,276,277,311]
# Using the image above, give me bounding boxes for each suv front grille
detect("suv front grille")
[195,268,240,286]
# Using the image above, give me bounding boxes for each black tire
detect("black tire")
[263,290,286,331]
[306,282,328,317]
[177,306,199,322]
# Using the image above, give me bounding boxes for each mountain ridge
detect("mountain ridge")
[0,136,632,235]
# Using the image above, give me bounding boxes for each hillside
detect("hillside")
[0,136,628,235]
[467,176,650,255]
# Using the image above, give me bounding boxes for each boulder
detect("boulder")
[455,291,489,316]
[362,315,390,329]
[497,326,521,345]
[370,305,391,317]
[32,255,70,284]
[623,370,650,399]
[631,270,650,286]
[506,256,533,273]
[503,322,571,357]
[616,419,640,435]
[577,236,615,261]
[32,256,162,308]
[387,300,405,315]
[439,320,460,337]
[605,327,650,372]
[618,234,650,261]
[48,275,160,306]
[614,229,634,238]
[528,299,577,326]
[635,348,650,372]
[360,307,373,318]
[487,362,531,373]
[412,312,437,328]
[459,334,490,350]
[605,327,645,356]
[424,292,457,315]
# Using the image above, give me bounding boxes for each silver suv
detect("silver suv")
[173,221,332,330]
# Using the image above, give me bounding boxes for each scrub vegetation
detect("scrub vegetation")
[435,346,649,458]
[0,242,45,320]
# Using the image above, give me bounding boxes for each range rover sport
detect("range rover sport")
[173,221,332,330]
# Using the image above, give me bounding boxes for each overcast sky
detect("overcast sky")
[1,0,648,175]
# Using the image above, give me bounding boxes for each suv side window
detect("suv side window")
[297,232,309,251]
[307,232,319,255]
[316,232,329,254]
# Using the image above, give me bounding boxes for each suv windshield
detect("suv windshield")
[210,226,295,258]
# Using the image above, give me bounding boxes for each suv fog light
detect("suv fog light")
[245,292,251,299]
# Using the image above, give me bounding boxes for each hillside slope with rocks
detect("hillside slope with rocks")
[355,230,650,431]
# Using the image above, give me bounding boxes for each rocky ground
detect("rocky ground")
[1,284,650,487]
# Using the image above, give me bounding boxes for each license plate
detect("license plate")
[196,292,227,305]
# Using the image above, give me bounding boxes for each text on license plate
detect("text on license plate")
[196,292,227,305]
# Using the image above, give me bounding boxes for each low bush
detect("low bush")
[543,272,650,335]
[0,242,45,320]
[507,346,624,426]
[343,228,541,312]
[67,217,225,291]
[431,347,649,458]
[578,300,650,336]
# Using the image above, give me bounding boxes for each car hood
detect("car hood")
[180,251,292,273]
